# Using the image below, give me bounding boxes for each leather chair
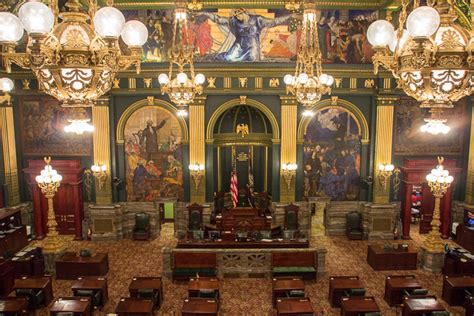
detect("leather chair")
[133,212,150,240]
[286,290,305,298]
[236,231,247,242]
[346,211,364,240]
[283,230,295,240]
[15,288,45,309]
[76,289,103,308]
[138,288,160,308]
[403,288,429,297]
[189,207,203,231]
[199,289,218,299]
[343,288,366,298]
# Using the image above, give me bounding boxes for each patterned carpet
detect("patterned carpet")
[29,223,465,316]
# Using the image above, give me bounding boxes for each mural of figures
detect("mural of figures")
[303,108,361,200]
[123,8,376,63]
[19,97,92,156]
[124,106,184,201]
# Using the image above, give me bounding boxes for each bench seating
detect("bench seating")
[172,252,217,280]
[272,251,317,280]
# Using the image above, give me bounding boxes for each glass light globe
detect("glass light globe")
[177,72,188,84]
[177,109,188,117]
[121,20,148,46]
[298,73,309,84]
[326,75,334,86]
[94,6,125,38]
[18,1,54,35]
[158,73,169,85]
[302,109,314,117]
[407,6,440,38]
[284,74,294,85]
[389,29,410,52]
[0,13,24,43]
[367,19,395,47]
[0,78,14,92]
[194,73,206,85]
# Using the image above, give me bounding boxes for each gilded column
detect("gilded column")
[0,104,20,205]
[189,96,206,203]
[280,96,298,203]
[373,96,397,204]
[92,98,112,204]
[465,102,474,203]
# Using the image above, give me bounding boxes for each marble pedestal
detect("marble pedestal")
[419,248,445,273]
[43,249,66,275]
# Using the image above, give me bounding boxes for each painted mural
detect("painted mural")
[303,108,361,200]
[393,98,464,156]
[19,97,92,156]
[124,106,184,201]
[123,8,377,63]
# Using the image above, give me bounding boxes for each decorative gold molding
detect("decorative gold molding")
[189,96,207,203]
[0,107,20,205]
[280,97,297,203]
[466,109,474,203]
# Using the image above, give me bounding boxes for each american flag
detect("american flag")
[231,146,238,207]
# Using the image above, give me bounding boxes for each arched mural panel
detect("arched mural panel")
[303,107,361,201]
[124,106,184,201]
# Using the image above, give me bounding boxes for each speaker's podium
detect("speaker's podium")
[215,207,272,232]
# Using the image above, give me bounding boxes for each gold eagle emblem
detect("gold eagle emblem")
[236,123,249,138]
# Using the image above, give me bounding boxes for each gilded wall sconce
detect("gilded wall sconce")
[377,163,397,191]
[189,163,205,190]
[281,163,297,190]
[0,77,13,105]
[91,164,107,191]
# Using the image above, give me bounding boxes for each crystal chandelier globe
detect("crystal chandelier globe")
[0,0,148,133]
[284,0,334,113]
[366,0,474,134]
[158,1,205,115]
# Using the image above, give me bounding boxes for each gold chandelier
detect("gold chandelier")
[367,0,474,134]
[284,0,334,116]
[0,0,148,132]
[158,0,205,116]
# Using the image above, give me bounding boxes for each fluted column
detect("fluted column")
[466,101,474,203]
[189,96,207,203]
[280,96,298,203]
[92,98,112,204]
[0,105,20,205]
[373,96,397,203]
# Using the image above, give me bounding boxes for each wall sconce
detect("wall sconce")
[0,77,14,105]
[189,163,205,190]
[91,164,107,191]
[377,163,398,191]
[281,163,297,190]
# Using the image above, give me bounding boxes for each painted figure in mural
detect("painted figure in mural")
[164,155,183,185]
[195,8,292,62]
[140,118,169,160]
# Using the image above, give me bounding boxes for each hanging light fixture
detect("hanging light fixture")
[158,0,205,116]
[284,0,334,114]
[366,0,474,134]
[0,0,148,133]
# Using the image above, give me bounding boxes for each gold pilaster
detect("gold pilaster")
[189,96,207,203]
[280,96,297,203]
[92,99,112,204]
[0,105,20,205]
[373,96,396,204]
[466,104,474,203]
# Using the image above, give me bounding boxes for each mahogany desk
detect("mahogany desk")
[181,298,218,316]
[177,239,309,249]
[129,276,163,307]
[188,277,219,297]
[456,224,474,253]
[384,276,422,306]
[442,251,474,276]
[272,277,305,306]
[115,297,154,316]
[441,275,474,306]
[367,245,418,271]
[341,297,380,316]
[13,276,53,306]
[50,297,92,316]
[0,208,28,256]
[0,259,14,296]
[329,276,363,307]
[71,276,108,307]
[276,297,314,315]
[0,297,30,316]
[402,296,446,316]
[11,248,44,278]
[55,252,109,279]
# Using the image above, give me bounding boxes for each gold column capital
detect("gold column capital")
[376,96,398,106]
[279,95,298,106]
[190,95,207,106]
[95,96,110,106]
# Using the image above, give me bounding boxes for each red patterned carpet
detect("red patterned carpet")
[30,223,465,316]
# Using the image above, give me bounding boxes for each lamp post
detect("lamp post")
[35,157,63,253]
[423,157,454,253]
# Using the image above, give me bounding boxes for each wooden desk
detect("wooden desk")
[215,208,271,231]
[367,245,418,271]
[188,277,219,297]
[50,297,92,316]
[0,259,14,296]
[276,297,314,315]
[13,276,53,306]
[71,276,108,306]
[442,275,474,306]
[115,297,154,316]
[402,296,445,316]
[272,277,305,306]
[341,297,380,316]
[55,252,109,280]
[384,276,422,306]
[177,239,309,249]
[0,209,28,256]
[456,224,474,253]
[11,248,45,278]
[329,276,363,307]
[129,277,163,307]
[442,251,474,276]
[0,297,29,316]
[181,298,218,316]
